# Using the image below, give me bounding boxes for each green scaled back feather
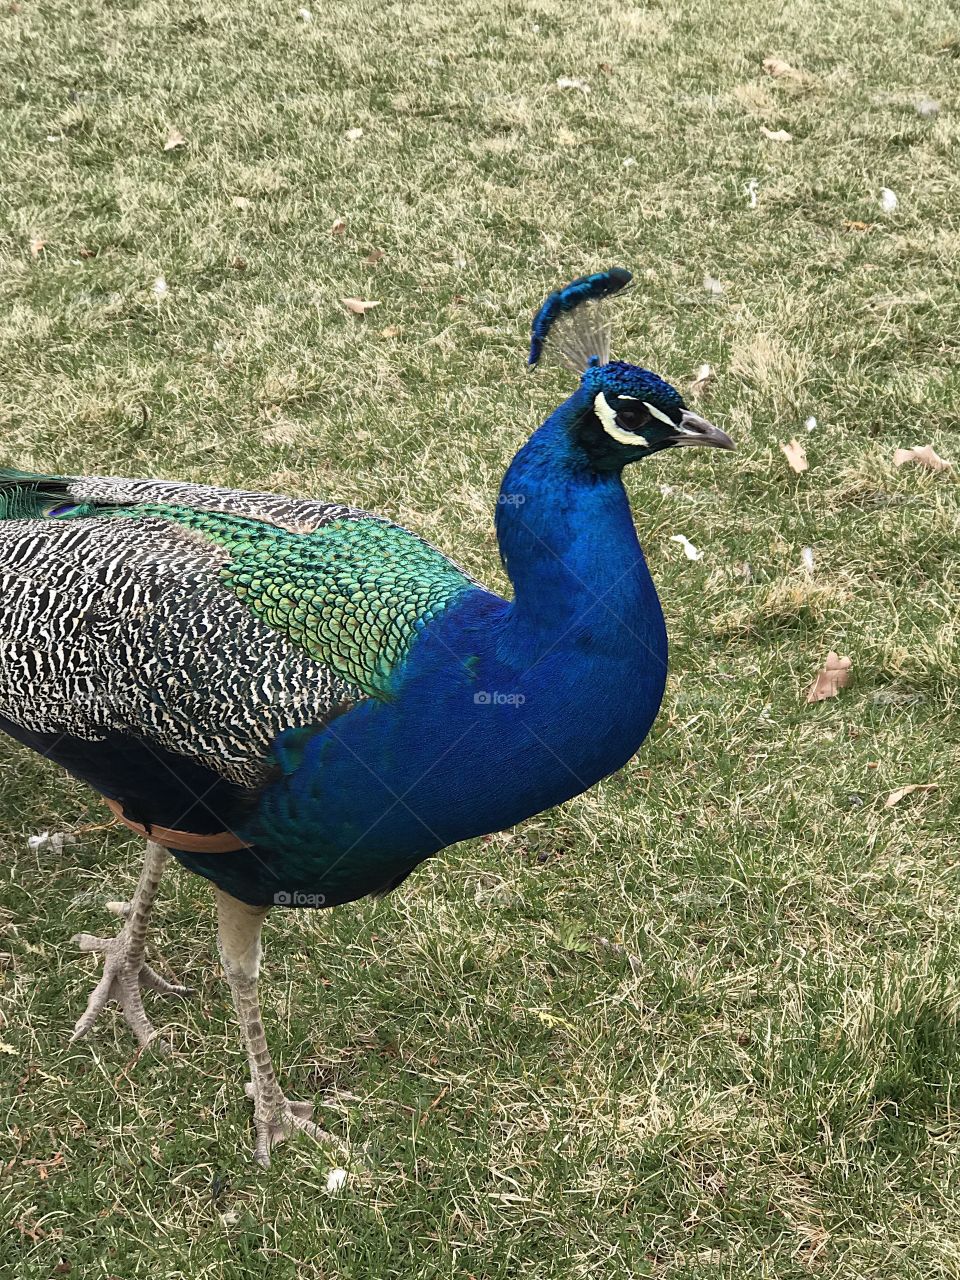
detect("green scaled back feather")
[99,504,472,698]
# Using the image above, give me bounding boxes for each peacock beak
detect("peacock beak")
[673,410,735,451]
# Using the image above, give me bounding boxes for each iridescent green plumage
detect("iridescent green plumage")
[97,505,473,698]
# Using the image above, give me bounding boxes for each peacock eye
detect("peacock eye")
[614,403,651,434]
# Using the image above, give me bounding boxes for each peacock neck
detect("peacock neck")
[494,388,659,657]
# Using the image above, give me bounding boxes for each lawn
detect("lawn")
[0,0,959,1276]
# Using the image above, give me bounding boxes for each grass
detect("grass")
[0,0,959,1275]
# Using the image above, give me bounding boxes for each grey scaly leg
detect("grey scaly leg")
[215,887,344,1167]
[71,840,192,1051]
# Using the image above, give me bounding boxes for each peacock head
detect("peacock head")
[528,269,734,469]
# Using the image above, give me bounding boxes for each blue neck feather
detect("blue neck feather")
[495,386,648,647]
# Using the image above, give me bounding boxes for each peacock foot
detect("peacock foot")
[243,1081,346,1168]
[70,924,193,1053]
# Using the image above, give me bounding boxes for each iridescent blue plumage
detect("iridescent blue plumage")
[528,267,632,367]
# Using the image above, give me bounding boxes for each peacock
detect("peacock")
[0,270,732,1166]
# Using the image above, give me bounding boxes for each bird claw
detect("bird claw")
[243,1081,345,1168]
[70,927,193,1052]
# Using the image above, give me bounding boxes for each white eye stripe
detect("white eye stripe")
[594,392,646,446]
[643,401,674,426]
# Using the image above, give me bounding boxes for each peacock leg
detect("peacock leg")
[215,887,344,1167]
[71,840,192,1051]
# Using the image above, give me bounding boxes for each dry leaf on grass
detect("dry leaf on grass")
[893,444,952,472]
[341,297,380,314]
[885,783,938,808]
[805,652,852,703]
[29,236,45,259]
[330,218,346,235]
[690,363,713,396]
[780,439,808,473]
[843,220,872,232]
[762,56,802,80]
[163,128,187,151]
[366,248,385,264]
[231,195,251,210]
[760,126,793,142]
[380,325,401,338]
[556,76,590,93]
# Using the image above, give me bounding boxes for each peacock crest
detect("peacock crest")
[527,267,633,373]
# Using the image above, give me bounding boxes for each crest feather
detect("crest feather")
[527,268,632,372]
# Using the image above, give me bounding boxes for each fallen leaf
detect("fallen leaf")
[670,533,702,561]
[760,126,793,142]
[366,248,384,264]
[690,362,713,396]
[893,444,952,471]
[780,438,808,473]
[330,217,346,235]
[380,325,401,337]
[341,297,380,314]
[843,219,872,232]
[763,56,802,80]
[163,128,187,151]
[879,187,898,213]
[556,76,590,93]
[343,127,363,142]
[885,783,938,809]
[598,61,614,75]
[29,236,45,259]
[78,246,98,259]
[805,652,852,703]
[231,195,251,210]
[229,256,247,271]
